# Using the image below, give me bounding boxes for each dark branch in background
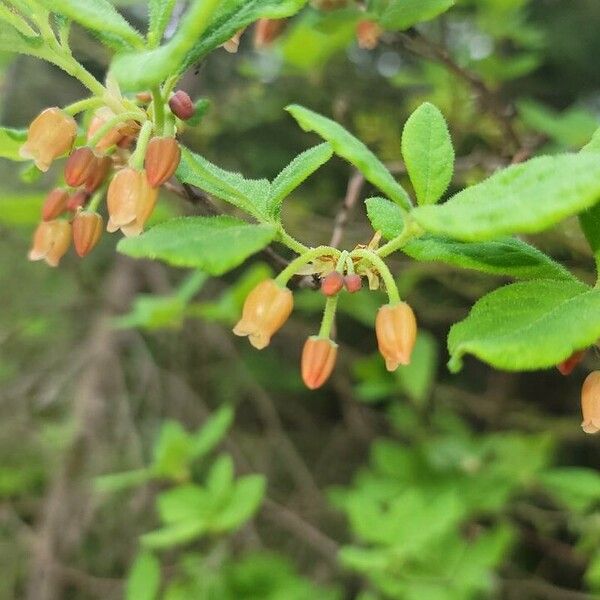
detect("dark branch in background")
[330,171,365,248]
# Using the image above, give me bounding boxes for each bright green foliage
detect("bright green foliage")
[0,26,43,55]
[126,552,161,600]
[0,127,27,161]
[286,104,412,210]
[370,0,455,30]
[0,4,37,37]
[147,0,177,47]
[582,127,600,153]
[413,154,600,241]
[268,143,333,218]
[177,148,272,219]
[448,279,600,372]
[366,197,573,280]
[186,98,211,126]
[117,216,277,274]
[38,0,144,48]
[538,468,600,513]
[0,194,45,226]
[401,102,454,205]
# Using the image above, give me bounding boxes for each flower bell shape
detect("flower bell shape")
[253,18,287,49]
[301,337,338,390]
[85,155,112,193]
[321,271,344,297]
[169,90,195,121]
[581,371,600,434]
[20,108,77,172]
[233,279,293,349]
[28,220,71,267]
[356,20,383,50]
[145,137,181,187]
[72,210,103,257]
[64,147,98,187]
[107,167,158,237]
[42,188,69,221]
[557,350,586,376]
[375,302,417,371]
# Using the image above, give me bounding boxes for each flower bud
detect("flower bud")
[84,155,112,193]
[20,108,77,172]
[254,19,287,49]
[72,210,103,257]
[107,168,158,237]
[87,108,138,151]
[168,90,195,121]
[136,91,152,104]
[145,137,181,187]
[222,28,245,53]
[321,271,344,297]
[375,302,417,371]
[66,189,90,212]
[233,279,293,349]
[557,350,586,376]
[64,147,98,187]
[41,188,69,221]
[581,371,600,434]
[344,274,362,294]
[301,337,338,390]
[28,220,71,267]
[356,20,383,50]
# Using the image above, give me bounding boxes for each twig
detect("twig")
[330,171,364,248]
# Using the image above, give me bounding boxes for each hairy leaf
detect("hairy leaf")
[148,0,177,46]
[401,102,454,205]
[448,279,600,372]
[413,154,600,241]
[118,217,277,274]
[376,0,455,30]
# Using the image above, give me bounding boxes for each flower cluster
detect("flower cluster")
[233,246,418,390]
[26,90,194,267]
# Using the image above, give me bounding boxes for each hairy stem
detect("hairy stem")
[351,248,401,304]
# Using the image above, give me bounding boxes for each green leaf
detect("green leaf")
[206,455,235,498]
[268,143,333,218]
[376,0,455,30]
[539,468,600,512]
[0,24,45,55]
[448,279,600,373]
[413,154,600,241]
[177,147,272,219]
[401,102,454,206]
[118,216,277,275]
[582,127,600,153]
[152,421,192,480]
[126,552,161,600]
[157,485,209,524]
[0,4,38,38]
[38,0,144,48]
[0,193,44,226]
[186,99,211,127]
[148,0,177,47]
[366,197,573,281]
[286,104,411,210]
[109,0,222,91]
[94,468,153,493]
[190,405,234,459]
[211,475,266,532]
[141,520,206,550]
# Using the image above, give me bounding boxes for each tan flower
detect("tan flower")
[375,302,417,371]
[28,220,71,267]
[301,337,338,390]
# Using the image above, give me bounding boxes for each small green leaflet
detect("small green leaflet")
[148,0,177,47]
[375,0,455,30]
[117,216,277,274]
[448,279,600,373]
[286,104,412,210]
[268,143,333,218]
[413,153,600,241]
[126,552,161,600]
[177,147,271,220]
[401,102,454,206]
[365,197,573,281]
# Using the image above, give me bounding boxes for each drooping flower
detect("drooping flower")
[301,337,338,390]
[20,108,77,172]
[66,189,90,212]
[64,147,98,187]
[85,155,112,193]
[581,371,600,434]
[87,108,138,151]
[41,188,69,221]
[375,302,417,371]
[72,210,103,257]
[28,220,71,267]
[233,279,293,349]
[145,137,181,187]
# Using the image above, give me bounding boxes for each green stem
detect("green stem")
[377,220,424,258]
[275,246,341,286]
[152,87,165,132]
[335,251,348,273]
[87,189,104,212]
[163,112,176,137]
[351,248,401,304]
[277,228,309,254]
[318,295,339,339]
[87,111,145,149]
[63,97,104,116]
[129,120,154,170]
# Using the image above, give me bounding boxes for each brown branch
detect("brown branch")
[330,171,365,248]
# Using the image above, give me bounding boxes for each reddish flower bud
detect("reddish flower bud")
[254,18,287,49]
[301,337,338,390]
[84,155,112,193]
[581,371,600,434]
[42,188,69,221]
[107,168,158,237]
[375,302,417,371]
[136,91,152,104]
[20,108,77,172]
[321,271,344,297]
[557,350,586,376]
[64,147,98,187]
[233,279,293,349]
[87,108,138,151]
[145,137,181,187]
[356,20,383,50]
[72,210,103,257]
[66,190,90,212]
[28,220,71,267]
[344,274,362,294]
[169,91,195,121]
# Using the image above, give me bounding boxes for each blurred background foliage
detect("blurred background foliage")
[1,0,600,598]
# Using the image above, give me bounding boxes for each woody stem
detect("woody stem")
[351,248,401,304]
[275,246,341,286]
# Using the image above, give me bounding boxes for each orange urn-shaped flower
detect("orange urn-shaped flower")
[28,220,71,267]
[41,188,69,221]
[581,371,600,434]
[145,137,181,187]
[73,210,103,257]
[64,147,98,187]
[375,302,417,371]
[301,337,338,390]
[233,279,293,349]
[20,108,77,172]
